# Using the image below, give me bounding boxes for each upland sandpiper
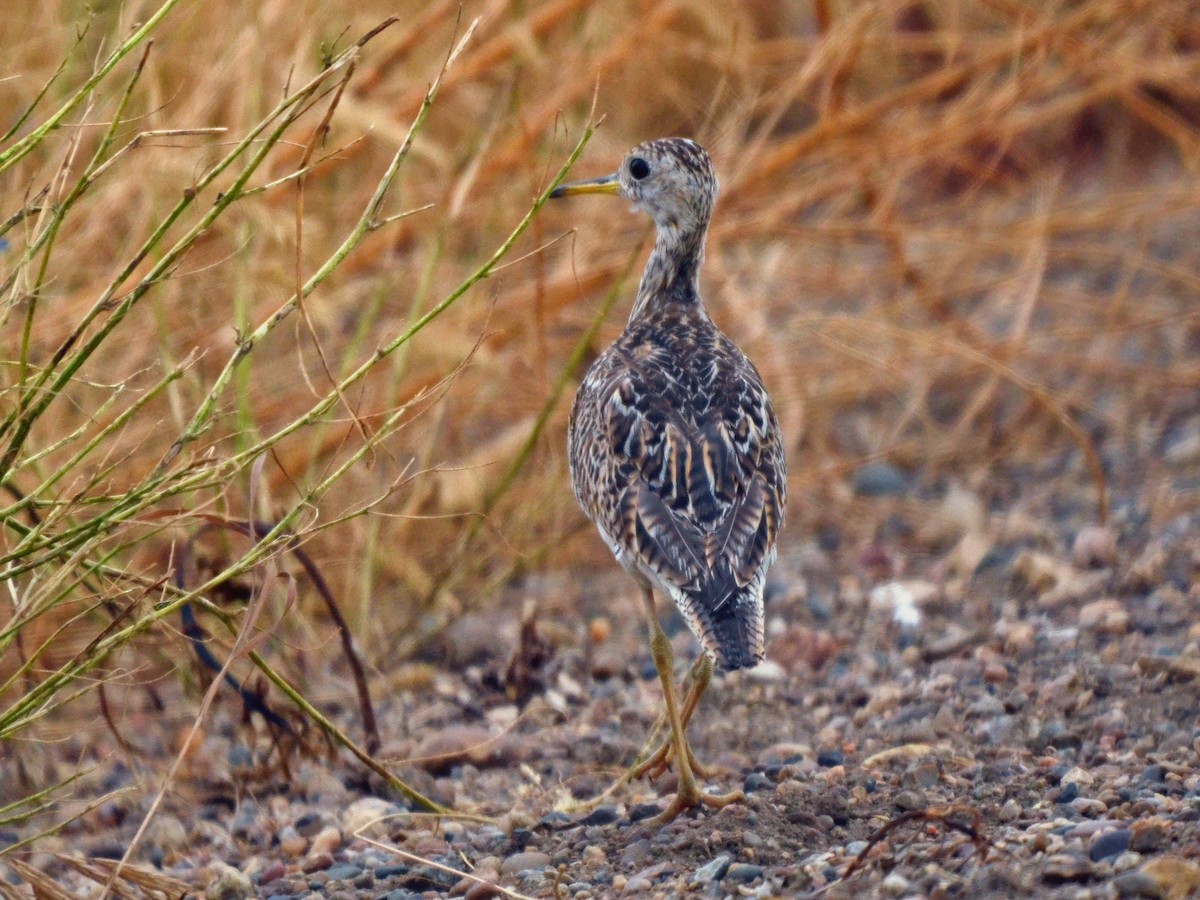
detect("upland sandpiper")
[552,138,786,822]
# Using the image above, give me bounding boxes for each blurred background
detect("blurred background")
[2,0,1198,758]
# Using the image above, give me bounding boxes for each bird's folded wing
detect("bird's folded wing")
[603,372,785,594]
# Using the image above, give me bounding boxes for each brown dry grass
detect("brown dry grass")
[2,0,1199,800]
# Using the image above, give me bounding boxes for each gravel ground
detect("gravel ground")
[3,427,1199,899]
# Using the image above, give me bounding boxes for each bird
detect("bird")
[551,138,786,822]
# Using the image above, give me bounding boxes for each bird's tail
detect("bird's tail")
[676,574,765,672]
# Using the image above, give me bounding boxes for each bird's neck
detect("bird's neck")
[630,224,709,323]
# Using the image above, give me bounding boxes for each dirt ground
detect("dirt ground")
[4,417,1198,900]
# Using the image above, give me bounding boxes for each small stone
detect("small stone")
[1000,799,1021,822]
[277,825,306,857]
[628,803,660,822]
[582,845,605,866]
[579,805,620,826]
[1073,525,1118,568]
[205,863,254,900]
[260,862,286,885]
[1042,854,1095,884]
[500,851,551,875]
[325,863,363,882]
[725,863,764,884]
[624,877,652,893]
[146,815,188,854]
[881,872,911,896]
[309,825,341,856]
[301,851,334,873]
[1112,870,1165,898]
[1090,829,1133,861]
[817,748,844,768]
[1079,598,1130,634]
[1056,782,1081,804]
[341,797,398,839]
[1062,766,1094,786]
[1140,856,1200,897]
[294,811,324,837]
[464,883,503,900]
[694,853,732,882]
[894,790,924,811]
[743,772,773,793]
[1129,819,1167,853]
[852,462,909,496]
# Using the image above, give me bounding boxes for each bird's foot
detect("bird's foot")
[649,784,745,825]
[630,732,705,782]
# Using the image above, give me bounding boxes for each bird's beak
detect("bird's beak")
[550,172,622,199]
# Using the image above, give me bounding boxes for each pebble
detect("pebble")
[500,851,551,875]
[309,825,341,855]
[743,772,773,793]
[1073,525,1118,568]
[1129,818,1167,852]
[579,805,620,826]
[301,850,334,873]
[725,863,765,884]
[205,863,253,900]
[1139,856,1200,897]
[341,797,398,838]
[277,826,305,857]
[694,853,731,881]
[881,872,911,896]
[1090,828,1132,861]
[817,748,844,768]
[325,863,364,881]
[294,811,324,837]
[852,462,909,496]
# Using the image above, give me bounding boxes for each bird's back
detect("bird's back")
[569,305,786,670]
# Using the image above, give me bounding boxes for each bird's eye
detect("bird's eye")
[628,157,651,180]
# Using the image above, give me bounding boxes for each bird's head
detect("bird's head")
[552,138,718,239]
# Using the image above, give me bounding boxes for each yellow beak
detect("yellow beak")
[550,173,622,199]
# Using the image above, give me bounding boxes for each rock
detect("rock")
[725,863,764,884]
[1000,798,1021,821]
[464,882,504,900]
[205,863,254,900]
[817,748,844,768]
[326,863,363,881]
[1113,870,1166,898]
[301,851,334,873]
[582,844,605,866]
[277,824,305,859]
[1079,598,1130,634]
[1140,857,1200,899]
[294,811,325,837]
[309,825,341,856]
[881,872,912,896]
[500,851,551,875]
[1042,854,1095,884]
[1073,525,1118,568]
[1129,818,1168,853]
[579,805,620,826]
[694,853,731,881]
[342,797,398,838]
[413,725,512,773]
[145,815,188,854]
[744,772,773,793]
[852,462,909,496]
[1062,766,1094,786]
[1090,828,1133,861]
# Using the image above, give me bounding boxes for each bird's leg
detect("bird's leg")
[641,588,743,824]
[630,652,712,781]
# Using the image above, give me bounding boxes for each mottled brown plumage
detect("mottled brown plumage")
[552,138,786,821]
[558,138,786,671]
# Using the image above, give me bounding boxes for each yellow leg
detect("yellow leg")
[640,588,743,824]
[630,652,711,781]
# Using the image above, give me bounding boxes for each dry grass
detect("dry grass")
[1,0,1198,839]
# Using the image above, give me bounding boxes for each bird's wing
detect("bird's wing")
[601,360,785,595]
